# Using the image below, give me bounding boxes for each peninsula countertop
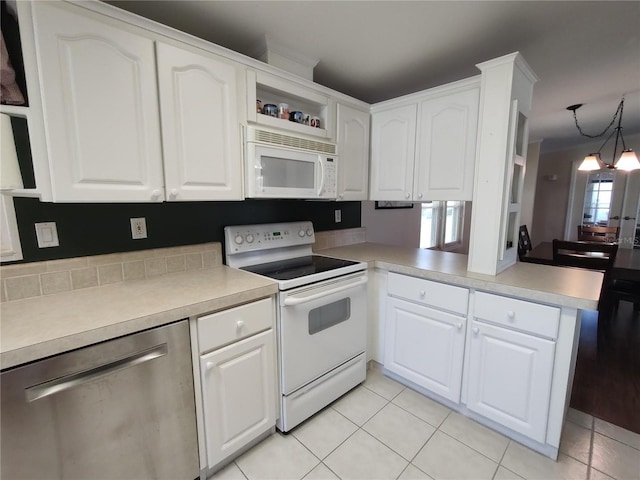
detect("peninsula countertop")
[317,243,604,310]
[1,266,278,370]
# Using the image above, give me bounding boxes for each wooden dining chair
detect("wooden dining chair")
[553,239,620,350]
[518,225,532,260]
[577,225,619,243]
[552,239,618,271]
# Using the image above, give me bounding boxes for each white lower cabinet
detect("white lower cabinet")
[382,273,564,452]
[384,273,469,403]
[385,298,466,402]
[465,291,558,443]
[196,298,276,473]
[465,320,555,443]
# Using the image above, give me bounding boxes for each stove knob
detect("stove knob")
[246,234,254,243]
[306,228,313,236]
[298,229,305,238]
[234,234,244,245]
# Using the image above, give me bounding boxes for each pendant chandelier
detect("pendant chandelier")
[567,97,640,172]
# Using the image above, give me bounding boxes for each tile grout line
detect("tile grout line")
[586,419,595,480]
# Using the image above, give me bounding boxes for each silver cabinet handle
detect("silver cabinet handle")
[25,343,168,402]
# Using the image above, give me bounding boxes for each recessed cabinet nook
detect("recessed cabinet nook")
[1,0,588,473]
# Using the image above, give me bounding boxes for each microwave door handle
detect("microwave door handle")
[317,157,325,196]
[282,277,368,306]
[256,159,264,192]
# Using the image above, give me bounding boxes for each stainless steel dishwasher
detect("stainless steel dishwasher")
[1,320,199,480]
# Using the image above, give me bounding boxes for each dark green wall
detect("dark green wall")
[10,197,361,264]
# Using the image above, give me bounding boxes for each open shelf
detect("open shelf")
[247,69,333,139]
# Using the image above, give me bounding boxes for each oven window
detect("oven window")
[308,298,351,335]
[261,156,315,189]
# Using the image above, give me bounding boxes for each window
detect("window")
[583,172,613,225]
[420,201,465,250]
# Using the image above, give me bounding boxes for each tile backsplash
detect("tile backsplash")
[313,227,366,251]
[0,243,221,302]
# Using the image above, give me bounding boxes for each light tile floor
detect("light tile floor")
[212,369,640,480]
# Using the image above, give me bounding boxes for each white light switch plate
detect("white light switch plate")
[35,222,59,248]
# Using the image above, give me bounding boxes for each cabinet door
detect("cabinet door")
[157,43,243,201]
[200,330,276,469]
[32,3,164,202]
[370,104,417,201]
[336,104,370,201]
[415,88,479,201]
[384,297,466,403]
[466,320,555,443]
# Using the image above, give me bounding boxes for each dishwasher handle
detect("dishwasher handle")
[25,343,168,402]
[282,277,367,306]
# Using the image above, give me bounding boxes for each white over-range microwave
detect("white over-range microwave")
[244,126,338,199]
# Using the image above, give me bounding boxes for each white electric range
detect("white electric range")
[224,221,368,432]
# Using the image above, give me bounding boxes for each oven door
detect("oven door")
[279,271,367,395]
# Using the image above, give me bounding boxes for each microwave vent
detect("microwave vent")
[254,129,336,155]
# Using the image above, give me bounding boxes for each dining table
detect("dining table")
[521,241,640,281]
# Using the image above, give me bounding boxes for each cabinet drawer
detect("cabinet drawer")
[388,272,469,315]
[197,297,274,353]
[473,292,559,339]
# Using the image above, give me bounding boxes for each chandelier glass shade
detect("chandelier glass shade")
[568,98,640,172]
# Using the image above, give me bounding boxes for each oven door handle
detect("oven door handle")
[282,277,367,306]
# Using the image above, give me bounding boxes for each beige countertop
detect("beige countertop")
[317,243,604,310]
[2,242,603,370]
[0,266,277,370]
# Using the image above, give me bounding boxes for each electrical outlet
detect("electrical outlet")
[130,217,147,239]
[335,209,342,223]
[35,222,59,248]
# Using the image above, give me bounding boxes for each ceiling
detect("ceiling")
[106,0,640,154]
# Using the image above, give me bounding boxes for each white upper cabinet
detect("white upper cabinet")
[157,43,242,201]
[336,103,370,201]
[32,2,164,202]
[414,87,479,201]
[370,77,480,202]
[370,104,417,201]
[30,2,244,203]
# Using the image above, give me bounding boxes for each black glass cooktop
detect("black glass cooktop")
[241,255,359,281]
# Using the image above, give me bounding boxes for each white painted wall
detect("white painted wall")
[532,133,640,244]
[362,201,421,247]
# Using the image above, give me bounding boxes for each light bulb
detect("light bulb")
[614,150,640,171]
[578,154,601,171]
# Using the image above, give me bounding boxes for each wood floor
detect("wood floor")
[570,300,640,434]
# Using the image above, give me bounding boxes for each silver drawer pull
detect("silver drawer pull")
[25,343,168,403]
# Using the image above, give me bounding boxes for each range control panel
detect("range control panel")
[224,221,315,255]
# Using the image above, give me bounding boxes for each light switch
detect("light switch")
[35,222,59,248]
